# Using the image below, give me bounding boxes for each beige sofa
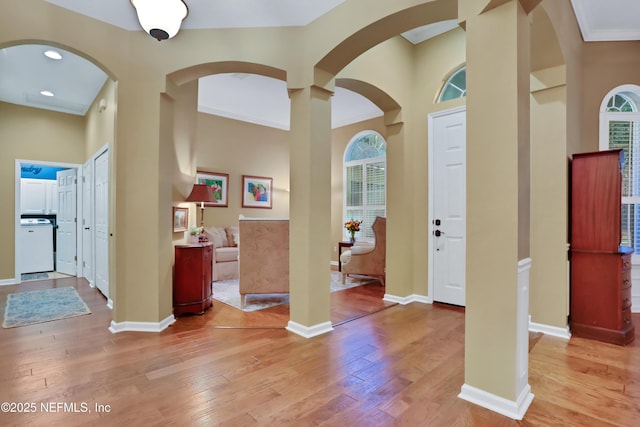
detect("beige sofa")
[238,218,289,307]
[204,225,239,281]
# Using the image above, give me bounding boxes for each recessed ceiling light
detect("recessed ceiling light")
[44,50,62,60]
[40,90,54,97]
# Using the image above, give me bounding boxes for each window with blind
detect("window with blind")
[344,132,386,240]
[600,88,640,254]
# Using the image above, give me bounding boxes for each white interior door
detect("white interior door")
[94,150,109,298]
[56,168,77,276]
[432,108,466,306]
[82,160,93,285]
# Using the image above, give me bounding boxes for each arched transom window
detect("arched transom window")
[438,65,466,103]
[343,131,387,240]
[600,85,640,253]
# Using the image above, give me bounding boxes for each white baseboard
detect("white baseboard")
[286,320,333,338]
[330,260,339,267]
[0,278,18,286]
[459,383,534,420]
[528,317,571,340]
[107,299,114,310]
[383,293,432,305]
[109,314,175,333]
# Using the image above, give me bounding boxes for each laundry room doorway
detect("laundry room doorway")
[15,159,81,283]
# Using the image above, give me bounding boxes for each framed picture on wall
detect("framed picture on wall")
[173,206,188,232]
[196,170,229,207]
[241,175,273,209]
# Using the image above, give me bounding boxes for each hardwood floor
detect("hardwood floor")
[176,279,396,329]
[0,277,639,426]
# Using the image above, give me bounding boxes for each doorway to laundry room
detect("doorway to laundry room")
[15,160,80,284]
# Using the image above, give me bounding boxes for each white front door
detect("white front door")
[94,149,109,298]
[431,108,466,306]
[82,160,93,285]
[56,168,77,276]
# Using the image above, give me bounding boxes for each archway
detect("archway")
[0,40,117,316]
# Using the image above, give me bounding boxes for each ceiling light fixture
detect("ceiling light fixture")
[40,90,54,97]
[130,0,189,41]
[44,50,62,60]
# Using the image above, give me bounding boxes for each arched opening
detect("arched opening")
[342,131,387,241]
[0,41,116,315]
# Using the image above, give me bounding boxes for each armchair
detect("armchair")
[340,216,386,286]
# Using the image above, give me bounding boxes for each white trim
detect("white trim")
[516,258,532,405]
[0,278,18,286]
[383,293,432,305]
[570,0,640,42]
[285,320,333,338]
[458,383,534,420]
[108,315,175,333]
[632,296,640,313]
[107,298,114,310]
[427,106,466,305]
[528,317,571,340]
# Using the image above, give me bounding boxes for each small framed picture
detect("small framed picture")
[173,206,188,232]
[242,175,273,209]
[196,170,229,207]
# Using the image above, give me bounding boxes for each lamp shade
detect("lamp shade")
[186,184,216,204]
[131,0,188,41]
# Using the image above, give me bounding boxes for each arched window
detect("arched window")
[343,131,387,240]
[438,65,466,102]
[600,85,640,253]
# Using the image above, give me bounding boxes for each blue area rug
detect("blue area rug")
[3,287,91,328]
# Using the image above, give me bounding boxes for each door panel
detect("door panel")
[433,109,466,306]
[82,160,93,285]
[94,150,109,298]
[56,169,77,276]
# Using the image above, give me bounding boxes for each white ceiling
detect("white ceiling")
[0,0,638,128]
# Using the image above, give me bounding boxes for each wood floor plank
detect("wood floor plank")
[1,277,639,426]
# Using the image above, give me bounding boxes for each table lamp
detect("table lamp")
[185,184,216,227]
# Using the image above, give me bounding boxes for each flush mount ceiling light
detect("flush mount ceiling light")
[40,90,54,97]
[130,0,189,41]
[44,50,62,60]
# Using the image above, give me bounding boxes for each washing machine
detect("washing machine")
[20,218,54,273]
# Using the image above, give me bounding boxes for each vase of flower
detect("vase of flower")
[344,219,361,243]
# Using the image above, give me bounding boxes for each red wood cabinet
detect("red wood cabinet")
[570,149,635,345]
[173,243,213,316]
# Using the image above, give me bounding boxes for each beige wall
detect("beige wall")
[0,102,85,279]
[84,79,117,159]
[195,113,290,226]
[582,41,640,153]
